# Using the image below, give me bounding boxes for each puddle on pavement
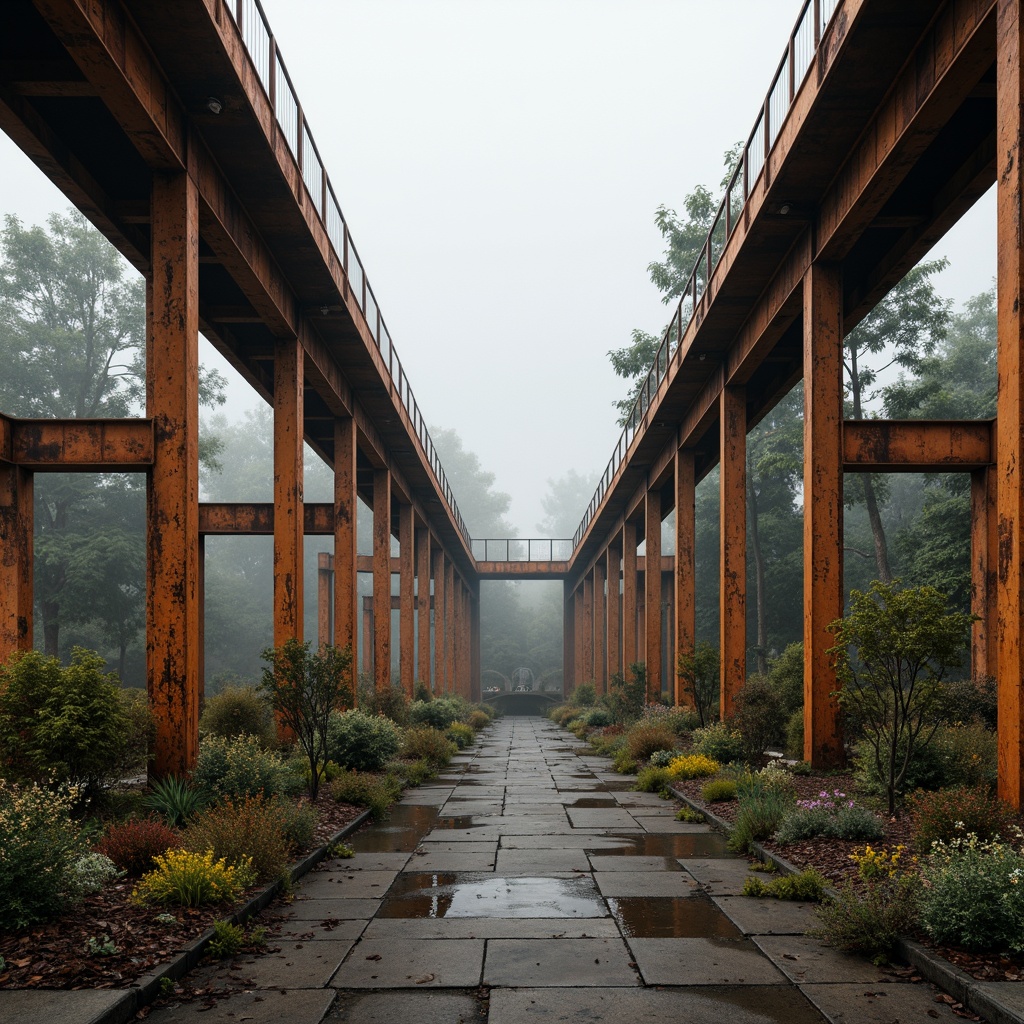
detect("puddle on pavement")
[348,805,438,852]
[434,815,483,830]
[607,896,742,938]
[598,833,732,858]
[378,873,609,919]
[566,797,618,808]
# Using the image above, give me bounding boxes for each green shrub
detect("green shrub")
[605,663,647,724]
[401,726,457,767]
[182,795,292,880]
[207,919,246,959]
[930,723,997,789]
[676,642,719,727]
[852,736,945,802]
[96,815,180,876]
[625,723,677,762]
[0,781,90,930]
[648,749,677,768]
[413,681,432,702]
[743,868,825,901]
[570,682,597,707]
[675,806,705,823]
[701,778,737,802]
[775,792,883,845]
[144,776,209,827]
[909,785,1013,853]
[692,722,745,764]
[409,697,466,730]
[733,674,787,763]
[0,647,132,795]
[727,789,794,853]
[634,766,675,794]
[941,676,997,730]
[581,706,614,729]
[327,709,402,772]
[612,748,637,774]
[467,710,490,730]
[767,642,805,718]
[784,708,804,760]
[199,685,275,746]
[132,848,254,907]
[357,685,410,725]
[447,722,476,749]
[117,688,155,777]
[329,770,402,819]
[749,761,798,799]
[193,734,289,802]
[69,852,123,898]
[395,757,434,787]
[666,754,720,779]
[549,704,581,727]
[276,799,317,851]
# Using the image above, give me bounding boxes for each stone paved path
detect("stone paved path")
[139,717,966,1024]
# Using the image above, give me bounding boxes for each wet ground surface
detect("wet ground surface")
[136,717,968,1024]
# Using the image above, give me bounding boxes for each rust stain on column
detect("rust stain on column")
[594,558,607,694]
[147,171,200,779]
[469,582,481,702]
[317,551,331,648]
[416,527,431,689]
[0,465,33,659]
[432,546,445,693]
[573,588,583,691]
[605,542,621,686]
[645,487,663,702]
[997,0,1024,809]
[334,417,359,697]
[971,467,998,679]
[273,337,304,648]
[444,556,455,695]
[582,573,594,683]
[623,520,638,669]
[675,449,696,707]
[398,503,414,698]
[719,386,746,720]
[803,263,845,768]
[372,468,391,692]
[563,580,575,698]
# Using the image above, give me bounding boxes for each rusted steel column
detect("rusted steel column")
[594,558,607,695]
[198,534,206,709]
[719,385,746,720]
[147,171,200,779]
[273,338,304,649]
[998,0,1024,808]
[645,487,663,703]
[432,546,445,693]
[457,581,469,698]
[0,466,33,660]
[372,468,391,692]
[563,579,575,698]
[318,552,331,647]
[606,540,621,684]
[334,417,359,696]
[803,262,845,768]
[971,467,998,679]
[582,573,594,683]
[416,527,431,687]
[622,520,638,670]
[398,502,414,698]
[573,588,583,688]
[675,448,696,707]
[444,556,455,695]
[362,597,373,677]
[470,581,481,702]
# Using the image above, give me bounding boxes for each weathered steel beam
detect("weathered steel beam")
[719,386,746,720]
[622,520,638,670]
[432,546,446,694]
[469,581,481,702]
[474,561,571,579]
[645,487,662,702]
[399,502,414,698]
[0,417,154,469]
[563,580,576,697]
[675,449,696,708]
[372,469,391,693]
[444,556,455,695]
[972,466,998,680]
[594,557,607,694]
[416,528,431,687]
[273,338,304,647]
[334,416,359,698]
[582,572,594,684]
[842,420,993,471]
[606,540,621,686]
[0,465,33,658]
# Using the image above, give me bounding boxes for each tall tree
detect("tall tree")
[430,426,514,537]
[537,469,598,538]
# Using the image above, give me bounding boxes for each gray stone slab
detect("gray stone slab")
[323,851,411,872]
[627,937,787,986]
[681,858,757,895]
[501,834,634,850]
[288,898,382,919]
[299,869,398,899]
[566,807,639,829]
[593,871,698,898]
[976,982,1024,1020]
[610,792,677,807]
[588,854,679,872]
[801,982,964,1023]
[712,896,821,936]
[329,937,484,988]
[145,989,335,1024]
[328,990,480,1024]
[396,790,452,805]
[407,847,497,871]
[205,938,356,988]
[488,986,828,1024]
[438,801,497,814]
[483,937,640,987]
[751,935,892,984]
[362,917,622,939]
[0,989,132,1024]
[632,816,709,834]
[274,915,369,941]
[495,848,593,874]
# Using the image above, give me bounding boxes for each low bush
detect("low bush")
[182,796,292,880]
[401,726,458,767]
[666,753,720,780]
[941,676,997,730]
[327,710,402,772]
[548,704,580,727]
[675,806,705,823]
[743,868,825,901]
[144,776,208,827]
[96,815,180,876]
[611,748,637,774]
[634,766,675,794]
[408,697,466,730]
[581,706,614,729]
[68,852,122,897]
[750,761,798,799]
[930,723,998,789]
[852,736,946,801]
[767,642,805,718]
[727,789,793,853]
[648,749,677,768]
[784,708,804,760]
[701,778,737,802]
[199,685,275,746]
[625,723,677,762]
[605,663,647,724]
[357,684,410,725]
[132,849,254,907]
[395,757,434,787]
[589,731,626,758]
[277,799,316,850]
[691,722,745,764]
[733,674,787,763]
[447,722,476,749]
[467,710,491,731]
[775,791,883,844]
[193,734,289,802]
[329,769,403,819]
[570,682,597,707]
[909,784,1013,852]
[117,688,155,777]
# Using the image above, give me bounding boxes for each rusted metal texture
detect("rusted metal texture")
[432,546,445,694]
[605,542,621,686]
[2,417,154,469]
[719,386,746,720]
[971,467,997,679]
[416,527,431,688]
[372,469,391,692]
[645,488,662,702]
[0,466,33,659]
[594,558,607,693]
[444,557,455,695]
[334,417,359,696]
[399,503,414,697]
[675,449,696,708]
[582,573,594,684]
[843,419,993,470]
[563,580,575,697]
[273,337,304,647]
[622,521,638,669]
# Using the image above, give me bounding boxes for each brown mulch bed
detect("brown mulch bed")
[0,799,363,991]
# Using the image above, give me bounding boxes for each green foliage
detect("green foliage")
[132,848,254,907]
[144,776,208,828]
[69,852,123,898]
[742,868,826,901]
[96,815,180,876]
[327,709,402,772]
[193,734,288,802]
[401,726,458,767]
[86,934,119,956]
[727,790,793,853]
[605,663,647,724]
[0,647,134,794]
[329,770,402,820]
[570,682,596,707]
[666,754,721,779]
[612,748,637,775]
[733,674,787,763]
[767,643,804,717]
[358,684,410,725]
[624,722,677,762]
[920,832,1024,952]
[408,697,465,730]
[691,722,745,764]
[931,723,997,789]
[199,685,275,746]
[648,749,676,768]
[182,796,292,881]
[395,757,435,788]
[675,806,705,823]
[701,779,737,802]
[548,703,581,727]
[941,677,997,731]
[634,766,675,794]
[828,580,973,815]
[775,799,883,845]
[413,681,432,702]
[277,799,317,851]
[676,642,719,728]
[785,708,804,760]
[909,786,1014,853]
[207,920,246,959]
[467,710,491,730]
[446,722,476,749]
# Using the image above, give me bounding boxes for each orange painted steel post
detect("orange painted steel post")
[719,386,746,720]
[971,467,997,679]
[997,0,1024,808]
[198,534,206,709]
[334,417,359,696]
[147,170,200,779]
[317,552,331,647]
[803,262,845,768]
[563,579,575,700]
[675,449,696,707]
[273,337,304,650]
[372,468,391,692]
[606,541,621,684]
[645,487,663,703]
[444,556,455,695]
[432,546,445,693]
[594,558,607,695]
[582,573,594,683]
[416,527,431,687]
[0,465,33,660]
[362,597,374,677]
[622,521,638,670]
[470,581,481,702]
[574,588,584,689]
[398,502,414,698]
[458,581,470,698]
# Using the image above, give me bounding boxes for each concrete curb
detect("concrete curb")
[671,783,1024,1024]
[86,807,372,1024]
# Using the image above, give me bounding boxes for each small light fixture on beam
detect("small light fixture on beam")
[320,304,330,316]
[779,203,791,215]
[205,96,223,115]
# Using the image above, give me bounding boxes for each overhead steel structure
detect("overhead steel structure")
[1,0,1023,806]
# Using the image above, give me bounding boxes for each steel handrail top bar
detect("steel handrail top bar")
[572,0,840,551]
[226,0,469,548]
[470,538,575,562]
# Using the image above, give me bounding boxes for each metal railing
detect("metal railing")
[572,0,840,550]
[226,0,471,546]
[471,539,574,562]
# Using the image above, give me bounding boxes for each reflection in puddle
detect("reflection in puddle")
[379,873,609,919]
[598,833,731,858]
[608,896,742,938]
[348,805,438,852]
[566,797,618,808]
